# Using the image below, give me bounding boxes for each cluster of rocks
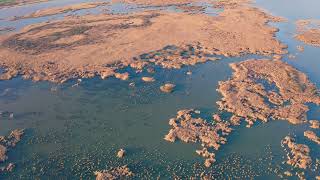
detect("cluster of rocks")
[164,109,233,167]
[141,44,219,69]
[0,129,24,173]
[94,165,134,180]
[310,120,320,129]
[304,130,320,144]
[217,59,320,127]
[295,19,320,47]
[281,136,312,169]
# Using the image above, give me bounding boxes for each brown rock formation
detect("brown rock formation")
[295,19,320,47]
[304,130,320,144]
[164,109,233,167]
[94,165,134,180]
[281,136,312,169]
[217,59,320,126]
[0,3,286,83]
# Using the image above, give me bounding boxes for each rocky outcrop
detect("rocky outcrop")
[94,165,133,180]
[281,136,312,169]
[164,109,233,167]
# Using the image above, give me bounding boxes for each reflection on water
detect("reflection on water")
[0,0,320,179]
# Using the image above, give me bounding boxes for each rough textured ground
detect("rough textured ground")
[0,129,24,173]
[94,165,133,180]
[217,59,320,125]
[0,2,286,83]
[13,2,109,20]
[281,136,312,169]
[295,19,320,47]
[0,0,48,8]
[164,109,233,167]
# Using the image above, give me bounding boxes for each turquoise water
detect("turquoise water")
[0,0,320,179]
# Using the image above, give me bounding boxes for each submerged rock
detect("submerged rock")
[160,83,176,93]
[94,165,133,180]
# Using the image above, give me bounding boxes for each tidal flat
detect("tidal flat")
[0,0,320,179]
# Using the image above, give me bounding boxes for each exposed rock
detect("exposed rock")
[273,55,282,60]
[281,136,312,169]
[0,3,287,83]
[217,59,320,126]
[115,72,129,81]
[0,145,7,162]
[295,19,320,47]
[117,149,126,158]
[297,45,305,52]
[141,77,155,82]
[13,2,109,20]
[309,120,320,129]
[164,109,233,167]
[160,83,176,93]
[284,171,292,176]
[304,130,320,144]
[0,129,24,173]
[3,163,15,172]
[212,114,222,122]
[94,165,134,180]
[230,115,242,126]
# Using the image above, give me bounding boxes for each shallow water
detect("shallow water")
[0,0,320,179]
